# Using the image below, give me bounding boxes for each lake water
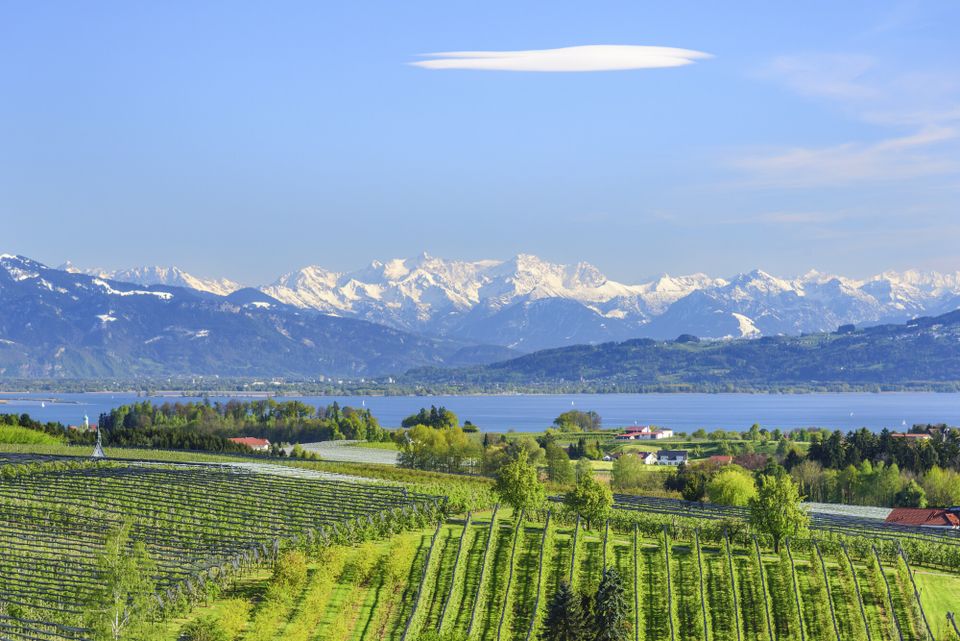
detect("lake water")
[1,391,958,433]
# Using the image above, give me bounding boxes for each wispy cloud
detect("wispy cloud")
[411,45,711,72]
[764,53,879,101]
[735,52,960,187]
[732,126,959,187]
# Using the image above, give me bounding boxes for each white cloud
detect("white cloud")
[411,45,711,72]
[731,126,959,187]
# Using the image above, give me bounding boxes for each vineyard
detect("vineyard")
[180,508,960,641]
[0,454,442,641]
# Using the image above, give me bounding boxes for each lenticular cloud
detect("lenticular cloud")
[411,45,711,72]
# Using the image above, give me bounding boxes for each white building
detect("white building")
[657,450,688,466]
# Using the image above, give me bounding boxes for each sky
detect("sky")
[1,1,959,285]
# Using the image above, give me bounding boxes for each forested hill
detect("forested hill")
[403,309,960,392]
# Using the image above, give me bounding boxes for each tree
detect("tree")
[565,467,613,529]
[894,479,928,508]
[86,522,160,641]
[546,441,574,485]
[541,580,587,641]
[494,450,545,513]
[553,410,602,432]
[611,453,647,491]
[749,468,809,552]
[922,466,960,506]
[706,467,757,506]
[678,466,708,503]
[399,424,479,473]
[401,405,459,429]
[594,567,630,641]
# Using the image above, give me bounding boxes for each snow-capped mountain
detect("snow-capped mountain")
[62,253,960,351]
[260,255,960,348]
[0,254,513,378]
[260,253,724,350]
[62,263,243,297]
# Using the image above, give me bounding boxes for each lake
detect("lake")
[0,391,958,433]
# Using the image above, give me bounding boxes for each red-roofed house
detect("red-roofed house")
[885,507,960,529]
[706,455,733,466]
[616,426,674,440]
[229,437,271,452]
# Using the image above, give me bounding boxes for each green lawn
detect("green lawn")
[914,569,960,639]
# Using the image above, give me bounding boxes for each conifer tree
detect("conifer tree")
[594,567,630,641]
[541,580,587,641]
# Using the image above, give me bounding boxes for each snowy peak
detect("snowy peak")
[65,263,243,297]
[32,251,960,350]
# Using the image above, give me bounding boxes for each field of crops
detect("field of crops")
[184,508,959,641]
[0,454,441,641]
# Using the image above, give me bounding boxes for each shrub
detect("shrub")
[217,598,252,639]
[181,616,229,641]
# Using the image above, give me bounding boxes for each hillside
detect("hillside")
[403,310,960,391]
[0,255,513,379]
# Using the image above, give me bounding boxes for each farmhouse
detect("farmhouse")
[616,425,674,440]
[657,450,688,466]
[642,452,659,465]
[229,436,271,452]
[885,507,960,529]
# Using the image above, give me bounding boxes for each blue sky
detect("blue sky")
[1,1,958,284]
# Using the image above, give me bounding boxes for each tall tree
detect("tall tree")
[564,466,612,529]
[749,467,809,552]
[494,450,545,513]
[546,441,574,485]
[541,580,588,641]
[594,567,630,641]
[85,522,159,641]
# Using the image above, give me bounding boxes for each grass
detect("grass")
[154,519,960,641]
[914,569,960,639]
[0,425,63,445]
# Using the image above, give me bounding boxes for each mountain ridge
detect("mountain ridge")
[0,255,514,378]
[64,252,960,350]
[402,308,960,392]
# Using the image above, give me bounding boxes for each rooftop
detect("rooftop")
[885,507,960,527]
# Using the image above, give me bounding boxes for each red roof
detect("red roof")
[229,437,270,448]
[707,455,733,464]
[885,508,960,527]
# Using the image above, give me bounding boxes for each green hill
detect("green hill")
[403,309,960,392]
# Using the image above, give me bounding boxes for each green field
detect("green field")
[165,511,957,641]
[0,448,957,641]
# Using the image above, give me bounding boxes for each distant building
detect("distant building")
[616,426,674,440]
[706,455,733,466]
[885,507,959,529]
[890,433,931,441]
[657,450,688,466]
[642,452,659,465]
[229,437,271,452]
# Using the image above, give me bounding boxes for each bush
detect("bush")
[181,616,229,641]
[217,598,252,639]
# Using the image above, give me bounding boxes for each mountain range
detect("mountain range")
[76,253,960,351]
[0,255,512,378]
